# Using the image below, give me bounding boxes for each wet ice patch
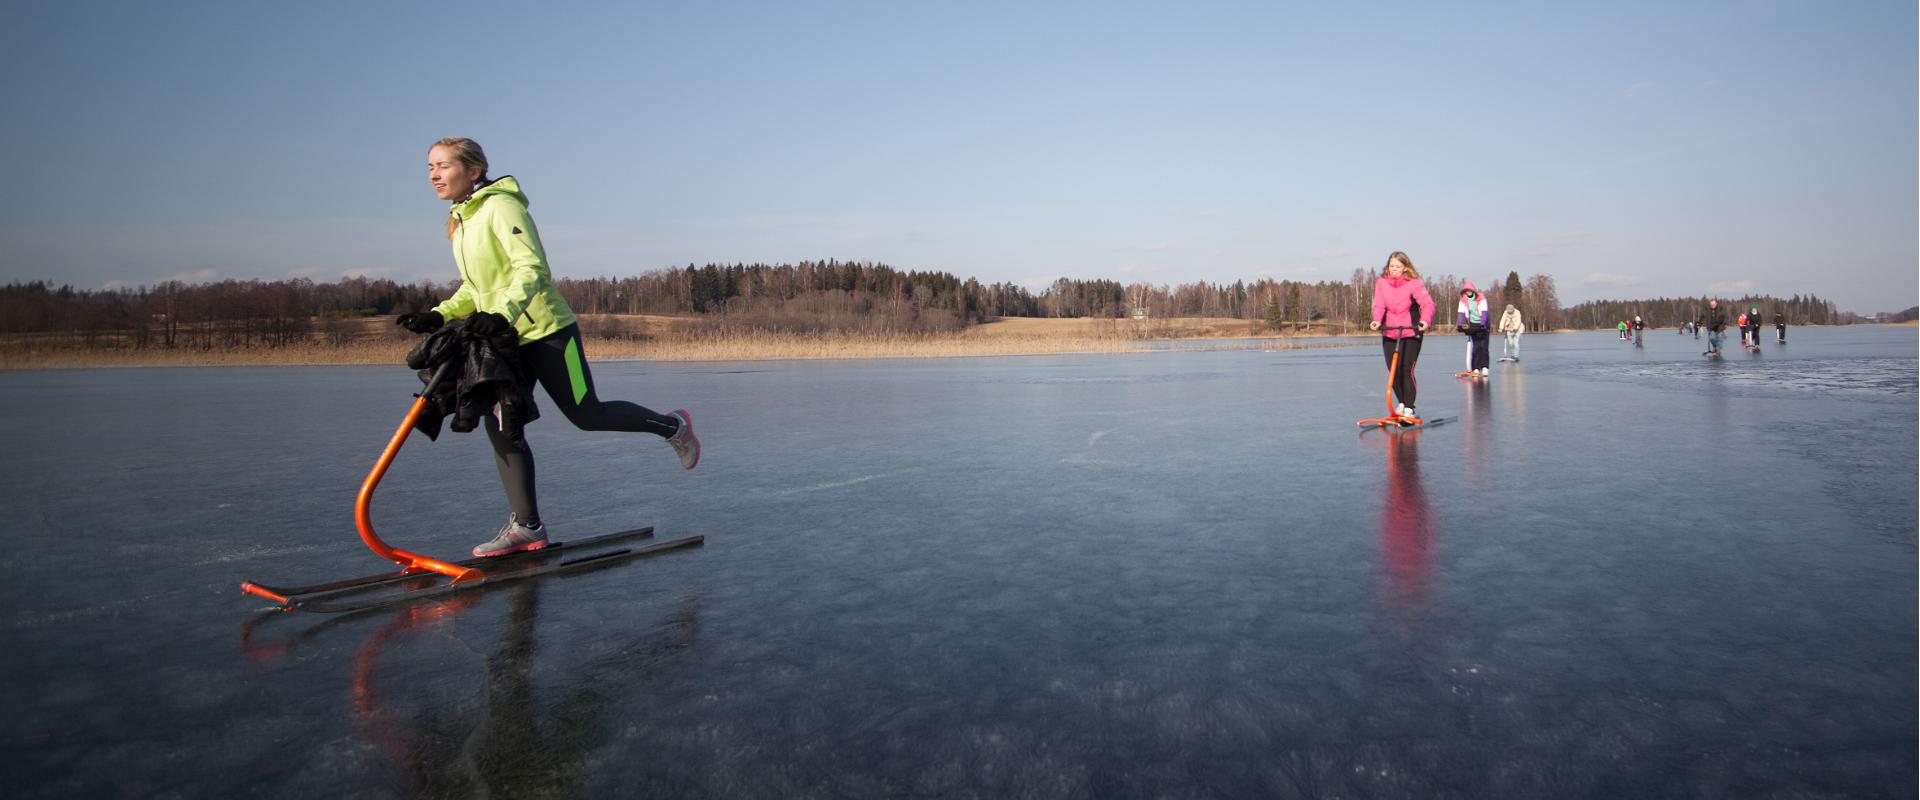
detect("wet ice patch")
[981,371,1231,385]
[188,543,328,566]
[778,473,888,495]
[1559,357,1917,402]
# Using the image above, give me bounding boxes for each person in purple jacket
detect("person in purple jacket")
[1456,281,1491,377]
[1369,251,1436,421]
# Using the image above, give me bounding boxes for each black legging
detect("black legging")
[1381,335,1423,408]
[485,323,681,525]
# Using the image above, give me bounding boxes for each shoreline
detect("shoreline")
[0,315,1365,370]
[0,319,1864,370]
[0,334,1357,370]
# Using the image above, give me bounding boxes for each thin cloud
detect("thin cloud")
[1018,275,1058,293]
[1524,230,1591,260]
[1166,204,1218,221]
[1583,272,1641,288]
[103,269,221,290]
[1310,247,1355,260]
[1708,279,1753,294]
[290,265,395,281]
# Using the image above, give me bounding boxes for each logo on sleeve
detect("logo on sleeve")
[512,226,523,234]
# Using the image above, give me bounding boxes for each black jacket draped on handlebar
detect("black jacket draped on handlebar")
[405,317,540,441]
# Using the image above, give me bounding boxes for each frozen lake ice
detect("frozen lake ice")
[2,324,1915,797]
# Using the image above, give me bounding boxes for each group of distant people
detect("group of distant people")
[1692,300,1787,357]
[1365,252,1524,423]
[1366,250,1798,422]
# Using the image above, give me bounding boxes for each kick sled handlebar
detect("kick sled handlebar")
[241,362,479,606]
[352,361,482,585]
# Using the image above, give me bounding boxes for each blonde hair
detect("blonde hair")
[1384,251,1420,279]
[432,137,490,239]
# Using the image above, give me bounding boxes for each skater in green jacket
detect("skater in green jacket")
[399,137,701,557]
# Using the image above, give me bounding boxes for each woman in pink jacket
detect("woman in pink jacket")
[1368,251,1436,420]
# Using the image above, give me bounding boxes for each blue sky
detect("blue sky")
[3,1,1914,311]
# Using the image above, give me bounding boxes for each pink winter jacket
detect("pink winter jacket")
[1371,275,1435,339]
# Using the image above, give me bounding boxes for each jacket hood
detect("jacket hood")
[1460,280,1478,296]
[453,175,526,215]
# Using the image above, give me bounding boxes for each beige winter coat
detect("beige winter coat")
[1498,306,1524,334]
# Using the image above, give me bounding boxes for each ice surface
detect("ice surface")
[2,325,1914,797]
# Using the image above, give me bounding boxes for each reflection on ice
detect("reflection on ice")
[1376,432,1436,634]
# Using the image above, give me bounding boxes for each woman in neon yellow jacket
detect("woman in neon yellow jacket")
[399,137,700,557]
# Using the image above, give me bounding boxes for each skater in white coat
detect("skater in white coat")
[1497,303,1523,362]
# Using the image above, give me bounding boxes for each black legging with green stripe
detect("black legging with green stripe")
[484,323,680,525]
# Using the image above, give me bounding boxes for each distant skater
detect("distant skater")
[1369,251,1435,423]
[398,137,701,557]
[1498,303,1523,361]
[1632,315,1645,346]
[1743,306,1763,351]
[1457,282,1490,377]
[1773,311,1787,343]
[1700,299,1727,357]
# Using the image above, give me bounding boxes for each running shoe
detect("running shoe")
[473,515,548,558]
[667,408,700,470]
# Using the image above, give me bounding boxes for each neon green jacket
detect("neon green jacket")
[432,176,577,343]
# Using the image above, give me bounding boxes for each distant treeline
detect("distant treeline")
[563,261,1576,333]
[0,277,446,348]
[0,259,1857,349]
[1563,294,1848,328]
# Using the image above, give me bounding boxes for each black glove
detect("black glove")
[396,310,443,334]
[466,311,512,338]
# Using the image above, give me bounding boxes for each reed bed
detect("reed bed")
[594,329,1147,361]
[0,340,414,369]
[0,331,1148,369]
[0,314,1371,369]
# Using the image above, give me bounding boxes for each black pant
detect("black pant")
[485,323,680,524]
[1381,335,1422,408]
[1466,328,1490,371]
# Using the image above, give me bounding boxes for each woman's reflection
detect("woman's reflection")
[1461,379,1492,491]
[348,585,700,796]
[1378,431,1437,635]
[242,576,698,796]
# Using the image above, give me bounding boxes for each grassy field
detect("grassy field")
[0,314,1374,369]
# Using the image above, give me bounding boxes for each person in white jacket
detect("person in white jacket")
[1497,304,1524,361]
